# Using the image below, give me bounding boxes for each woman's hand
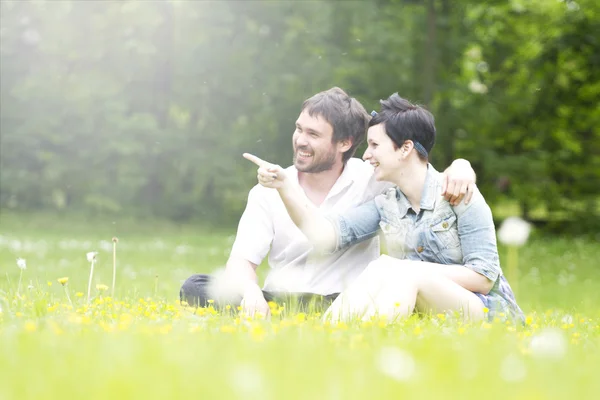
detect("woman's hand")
[243,153,287,190]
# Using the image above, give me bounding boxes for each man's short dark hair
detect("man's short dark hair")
[301,87,369,163]
[369,94,436,161]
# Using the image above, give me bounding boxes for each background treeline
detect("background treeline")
[1,0,598,232]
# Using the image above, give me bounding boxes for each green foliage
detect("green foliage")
[0,0,598,232]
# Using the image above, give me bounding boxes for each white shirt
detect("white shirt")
[230,158,391,295]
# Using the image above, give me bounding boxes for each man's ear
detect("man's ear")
[338,139,353,153]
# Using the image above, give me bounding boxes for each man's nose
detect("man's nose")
[295,133,309,147]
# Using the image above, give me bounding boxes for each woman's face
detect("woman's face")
[362,123,403,181]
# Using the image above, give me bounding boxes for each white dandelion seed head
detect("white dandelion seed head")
[376,346,416,382]
[497,216,531,246]
[500,354,527,382]
[86,252,98,262]
[16,258,26,270]
[530,328,568,360]
[231,364,264,395]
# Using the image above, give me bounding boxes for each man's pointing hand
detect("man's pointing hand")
[243,153,287,189]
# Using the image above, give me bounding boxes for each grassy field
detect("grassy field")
[1,212,599,399]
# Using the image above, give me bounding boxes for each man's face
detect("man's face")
[292,111,340,173]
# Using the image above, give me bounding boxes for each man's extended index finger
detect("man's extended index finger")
[243,153,270,168]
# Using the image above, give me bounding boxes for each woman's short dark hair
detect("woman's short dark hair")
[369,94,436,161]
[301,87,370,163]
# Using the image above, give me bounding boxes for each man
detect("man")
[180,87,475,316]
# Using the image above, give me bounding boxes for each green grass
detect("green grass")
[0,212,599,399]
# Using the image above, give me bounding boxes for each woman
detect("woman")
[246,93,523,322]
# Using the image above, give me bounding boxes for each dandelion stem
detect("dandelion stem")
[111,238,118,298]
[86,260,96,305]
[17,269,23,296]
[154,275,159,298]
[63,286,73,307]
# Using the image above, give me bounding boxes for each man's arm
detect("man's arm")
[243,153,338,253]
[226,185,274,317]
[442,158,477,206]
[224,255,270,317]
[225,255,259,286]
[276,182,338,253]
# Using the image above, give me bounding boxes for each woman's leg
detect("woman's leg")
[325,257,485,322]
[375,266,485,321]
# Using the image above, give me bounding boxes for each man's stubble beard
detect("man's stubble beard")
[293,148,337,174]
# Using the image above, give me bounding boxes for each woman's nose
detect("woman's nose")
[362,149,371,161]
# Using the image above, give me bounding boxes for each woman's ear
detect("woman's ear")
[400,140,414,157]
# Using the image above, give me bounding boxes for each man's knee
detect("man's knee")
[180,274,212,307]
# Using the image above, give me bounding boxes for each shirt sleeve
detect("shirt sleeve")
[452,187,502,283]
[229,186,274,266]
[327,200,382,252]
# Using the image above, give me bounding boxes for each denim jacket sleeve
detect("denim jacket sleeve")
[327,200,382,252]
[452,187,502,283]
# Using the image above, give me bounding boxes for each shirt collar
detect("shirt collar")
[394,164,440,216]
[420,164,440,211]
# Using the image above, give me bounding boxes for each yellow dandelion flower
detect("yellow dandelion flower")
[220,325,236,333]
[225,305,231,311]
[295,313,306,323]
[250,324,266,341]
[75,292,84,297]
[413,326,422,335]
[483,307,489,313]
[24,321,37,332]
[57,277,69,286]
[207,299,214,304]
[96,284,109,292]
[47,281,52,287]
[525,315,533,325]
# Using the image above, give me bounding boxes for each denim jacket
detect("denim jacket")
[329,165,523,321]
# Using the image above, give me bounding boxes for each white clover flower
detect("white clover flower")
[498,216,531,246]
[86,252,98,262]
[16,258,26,270]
